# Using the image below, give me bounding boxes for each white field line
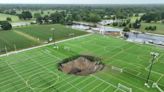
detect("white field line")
[25,55,81,92]
[91,74,117,88]
[1,49,68,90]
[64,77,91,92]
[101,85,111,92]
[57,77,81,90]
[0,34,92,58]
[78,79,97,91]
[156,75,163,83]
[89,82,104,92]
[2,60,35,92]
[14,30,40,43]
[101,72,146,92]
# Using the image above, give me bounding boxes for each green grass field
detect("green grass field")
[0,34,163,92]
[0,13,20,22]
[140,23,164,35]
[0,24,87,54]
[15,24,87,41]
[0,31,39,53]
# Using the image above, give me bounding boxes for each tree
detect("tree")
[65,14,73,25]
[145,26,157,31]
[113,22,118,26]
[0,21,12,30]
[18,11,32,20]
[123,27,130,32]
[86,13,101,23]
[43,15,49,24]
[122,22,127,27]
[36,16,43,24]
[151,26,157,31]
[133,19,141,29]
[6,17,12,22]
[145,26,149,31]
[141,13,160,23]
[129,23,132,28]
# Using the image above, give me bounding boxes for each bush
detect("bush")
[112,22,118,26]
[6,17,12,21]
[123,27,130,32]
[145,26,157,31]
[0,21,12,30]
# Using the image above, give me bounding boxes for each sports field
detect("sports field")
[0,24,87,54]
[0,34,163,92]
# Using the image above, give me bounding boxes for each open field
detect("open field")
[15,24,87,41]
[0,31,39,53]
[0,34,163,92]
[140,23,164,35]
[0,13,19,22]
[0,24,87,54]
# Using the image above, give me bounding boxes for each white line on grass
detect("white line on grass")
[101,85,111,92]
[0,34,92,58]
[64,77,91,92]
[156,75,163,83]
[2,60,35,92]
[89,82,104,92]
[78,79,97,91]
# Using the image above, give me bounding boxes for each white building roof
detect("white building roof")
[100,26,122,32]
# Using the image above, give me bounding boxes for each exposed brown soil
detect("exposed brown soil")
[58,55,104,76]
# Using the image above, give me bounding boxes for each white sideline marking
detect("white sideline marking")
[3,60,35,92]
[89,82,104,92]
[101,85,111,92]
[156,75,163,83]
[65,77,91,92]
[0,34,92,58]
[79,79,97,91]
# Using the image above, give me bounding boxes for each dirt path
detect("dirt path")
[14,30,41,43]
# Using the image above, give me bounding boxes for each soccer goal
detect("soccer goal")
[152,83,164,92]
[115,83,132,92]
[112,66,123,73]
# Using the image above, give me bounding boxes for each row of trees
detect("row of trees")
[145,26,157,31]
[112,19,141,29]
[35,11,101,25]
[141,12,164,23]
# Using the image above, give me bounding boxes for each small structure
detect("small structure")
[72,24,90,30]
[99,19,122,26]
[99,26,122,36]
[73,21,95,27]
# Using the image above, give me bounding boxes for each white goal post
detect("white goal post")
[115,83,132,92]
[152,83,164,92]
[112,66,123,73]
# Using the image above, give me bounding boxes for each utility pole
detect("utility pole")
[14,44,17,52]
[5,46,8,56]
[145,52,159,88]
[51,28,55,41]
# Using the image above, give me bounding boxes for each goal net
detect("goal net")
[115,83,132,92]
[152,83,164,92]
[112,66,123,73]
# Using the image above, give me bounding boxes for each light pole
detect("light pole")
[51,28,55,41]
[145,52,159,88]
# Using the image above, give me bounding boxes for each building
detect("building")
[72,24,90,30]
[99,19,122,26]
[99,26,122,36]
[11,22,31,27]
[73,21,95,27]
